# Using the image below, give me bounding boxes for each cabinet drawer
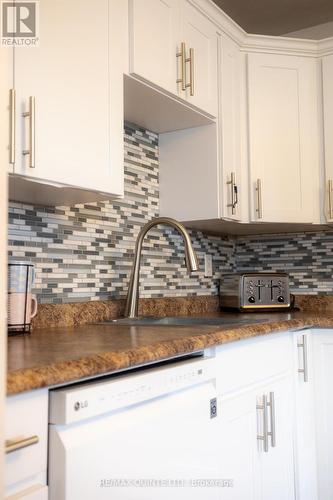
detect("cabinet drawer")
[215,332,293,394]
[5,390,48,492]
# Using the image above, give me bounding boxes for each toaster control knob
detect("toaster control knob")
[248,296,256,303]
[277,296,285,303]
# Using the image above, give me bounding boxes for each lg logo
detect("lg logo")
[74,400,89,411]
[1,1,39,46]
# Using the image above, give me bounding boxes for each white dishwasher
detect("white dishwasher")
[48,354,221,500]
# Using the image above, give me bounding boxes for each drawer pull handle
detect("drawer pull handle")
[328,180,333,220]
[227,172,238,215]
[297,334,309,383]
[176,42,186,91]
[5,435,39,454]
[267,391,276,447]
[22,96,35,168]
[257,394,269,452]
[255,178,263,219]
[10,88,16,164]
[185,47,194,96]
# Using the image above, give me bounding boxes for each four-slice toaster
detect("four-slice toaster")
[219,273,291,311]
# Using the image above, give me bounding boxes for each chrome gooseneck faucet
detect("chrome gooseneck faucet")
[124,217,199,318]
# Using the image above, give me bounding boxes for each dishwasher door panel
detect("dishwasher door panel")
[49,381,220,500]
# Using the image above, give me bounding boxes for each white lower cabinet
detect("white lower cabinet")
[215,328,333,500]
[217,387,258,500]
[5,328,333,500]
[215,333,295,500]
[256,376,295,500]
[5,390,48,499]
[293,330,318,500]
[312,329,333,500]
[218,380,295,500]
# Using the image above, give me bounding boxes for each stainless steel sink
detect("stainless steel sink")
[104,316,268,327]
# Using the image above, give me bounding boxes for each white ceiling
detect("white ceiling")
[212,0,333,36]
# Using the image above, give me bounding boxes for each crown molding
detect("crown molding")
[194,0,333,58]
[241,34,319,57]
[317,37,333,56]
[190,0,247,45]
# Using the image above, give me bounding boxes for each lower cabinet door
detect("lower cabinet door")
[293,331,318,500]
[217,389,258,500]
[257,376,295,500]
[312,329,333,500]
[217,374,295,500]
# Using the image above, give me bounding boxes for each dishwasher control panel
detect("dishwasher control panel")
[49,355,215,425]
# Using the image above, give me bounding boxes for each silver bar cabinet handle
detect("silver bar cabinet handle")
[255,178,262,219]
[328,180,333,220]
[227,172,238,215]
[297,334,309,383]
[176,42,186,91]
[185,48,194,96]
[267,391,276,447]
[22,96,35,168]
[257,394,269,452]
[5,435,39,454]
[9,88,16,164]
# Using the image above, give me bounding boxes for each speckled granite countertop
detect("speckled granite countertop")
[7,310,333,395]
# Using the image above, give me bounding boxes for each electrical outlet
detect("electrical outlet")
[204,253,213,277]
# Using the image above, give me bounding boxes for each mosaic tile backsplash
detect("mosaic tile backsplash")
[8,123,235,303]
[8,122,333,303]
[236,232,333,294]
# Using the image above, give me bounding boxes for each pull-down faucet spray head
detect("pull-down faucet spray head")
[124,217,199,318]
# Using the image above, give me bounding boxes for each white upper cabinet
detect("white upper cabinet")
[129,0,218,117]
[10,0,126,204]
[322,54,333,222]
[180,0,218,116]
[219,34,244,221]
[129,0,180,95]
[159,32,246,224]
[247,53,320,223]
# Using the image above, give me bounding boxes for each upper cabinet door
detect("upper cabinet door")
[220,34,244,221]
[322,55,333,223]
[247,53,319,223]
[13,0,125,197]
[129,0,218,117]
[129,0,180,95]
[181,0,218,117]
